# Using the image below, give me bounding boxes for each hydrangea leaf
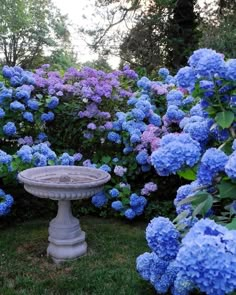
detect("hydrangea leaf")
[193,195,213,217]
[173,210,190,223]
[217,181,236,199]
[215,111,234,129]
[226,218,236,230]
[178,191,209,206]
[177,167,196,180]
[101,156,111,164]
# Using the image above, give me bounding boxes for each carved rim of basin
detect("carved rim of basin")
[18,166,111,200]
[18,166,110,188]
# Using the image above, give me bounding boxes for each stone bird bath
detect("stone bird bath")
[18,166,110,263]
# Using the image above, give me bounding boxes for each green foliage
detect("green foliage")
[0,0,71,68]
[217,181,236,200]
[177,167,197,181]
[215,111,235,129]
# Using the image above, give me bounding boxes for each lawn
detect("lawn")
[0,216,156,295]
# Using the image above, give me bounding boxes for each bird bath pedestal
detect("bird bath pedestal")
[18,166,110,264]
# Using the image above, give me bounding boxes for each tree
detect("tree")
[198,0,236,58]
[82,56,112,72]
[81,0,200,73]
[120,0,200,72]
[0,0,71,68]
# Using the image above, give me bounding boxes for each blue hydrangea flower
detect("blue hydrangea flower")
[91,192,107,208]
[158,68,169,78]
[0,108,5,118]
[41,112,55,122]
[127,97,138,105]
[175,219,236,295]
[123,146,133,154]
[183,118,210,143]
[199,80,214,90]
[47,96,59,109]
[3,122,16,136]
[225,151,236,180]
[174,181,200,215]
[148,114,162,126]
[15,89,30,100]
[166,90,183,107]
[17,145,33,163]
[109,188,119,198]
[107,131,121,144]
[59,153,75,165]
[136,252,168,282]
[10,101,25,111]
[0,192,14,216]
[32,143,56,161]
[151,134,201,176]
[33,152,47,167]
[0,88,12,103]
[189,104,205,117]
[137,77,151,90]
[153,261,179,294]
[2,66,14,78]
[130,194,147,216]
[130,134,141,144]
[99,164,111,172]
[135,100,152,113]
[195,50,225,78]
[136,150,149,165]
[233,139,236,151]
[37,132,47,141]
[197,148,228,185]
[173,273,193,295]
[166,105,185,122]
[225,59,236,81]
[175,66,196,88]
[124,208,136,219]
[0,150,12,165]
[132,108,146,121]
[111,200,123,211]
[23,112,34,122]
[182,96,194,106]
[27,99,39,111]
[188,48,218,68]
[146,217,180,261]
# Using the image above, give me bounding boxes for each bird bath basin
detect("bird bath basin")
[18,166,111,263]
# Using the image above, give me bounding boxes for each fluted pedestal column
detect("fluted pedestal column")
[47,200,87,264]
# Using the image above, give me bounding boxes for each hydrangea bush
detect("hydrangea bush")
[0,48,236,294]
[136,48,236,294]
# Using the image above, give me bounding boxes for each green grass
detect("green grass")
[0,217,156,295]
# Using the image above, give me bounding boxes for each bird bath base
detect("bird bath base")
[18,166,111,264]
[47,200,87,264]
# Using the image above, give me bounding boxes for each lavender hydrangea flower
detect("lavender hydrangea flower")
[114,165,127,177]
